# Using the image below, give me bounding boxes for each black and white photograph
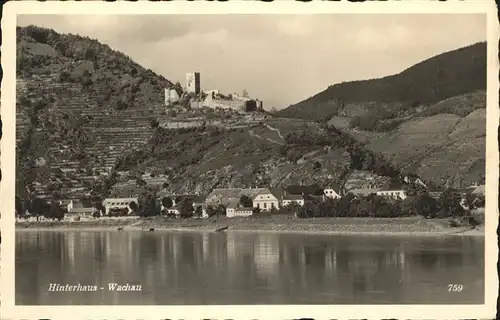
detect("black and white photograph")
[1,1,497,319]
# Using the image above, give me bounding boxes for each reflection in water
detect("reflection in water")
[15,231,484,305]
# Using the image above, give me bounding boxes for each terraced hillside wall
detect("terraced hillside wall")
[16,75,167,200]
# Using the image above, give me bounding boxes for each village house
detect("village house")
[171,194,198,206]
[253,188,281,212]
[282,194,305,207]
[284,184,324,197]
[323,187,342,199]
[192,194,208,218]
[376,189,407,200]
[234,207,254,216]
[205,187,281,215]
[159,194,208,217]
[66,206,97,220]
[349,187,380,198]
[102,197,138,216]
[471,184,485,196]
[226,198,241,217]
[165,205,181,216]
[375,181,407,200]
[58,199,73,211]
[402,174,427,188]
[225,198,255,218]
[205,187,266,208]
[67,199,83,211]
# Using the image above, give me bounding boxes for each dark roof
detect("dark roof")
[285,184,323,196]
[172,194,199,202]
[349,188,380,197]
[269,187,284,200]
[235,207,253,211]
[308,194,324,202]
[226,198,240,209]
[283,194,304,201]
[379,180,406,191]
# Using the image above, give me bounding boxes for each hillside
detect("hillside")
[17,26,481,203]
[276,42,487,188]
[16,25,174,200]
[108,119,399,197]
[16,26,402,203]
[277,42,486,123]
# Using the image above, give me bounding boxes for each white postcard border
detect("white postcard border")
[1,1,498,319]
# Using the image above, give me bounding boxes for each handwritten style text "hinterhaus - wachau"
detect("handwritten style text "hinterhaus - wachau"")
[48,283,142,292]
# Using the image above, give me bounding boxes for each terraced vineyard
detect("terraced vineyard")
[16,75,168,200]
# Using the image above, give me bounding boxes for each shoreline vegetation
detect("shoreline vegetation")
[15,215,484,237]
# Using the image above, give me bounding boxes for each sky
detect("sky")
[17,14,486,110]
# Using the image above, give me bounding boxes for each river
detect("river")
[15,230,484,305]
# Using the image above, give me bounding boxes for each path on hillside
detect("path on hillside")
[263,124,284,140]
[297,150,322,164]
[248,129,285,146]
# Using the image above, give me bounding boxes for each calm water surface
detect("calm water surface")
[15,230,484,305]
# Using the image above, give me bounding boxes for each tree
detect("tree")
[298,202,318,218]
[215,204,226,218]
[336,193,355,217]
[30,197,49,217]
[413,194,439,218]
[406,183,428,197]
[94,200,105,214]
[142,192,159,217]
[129,201,138,214]
[207,205,217,217]
[109,208,128,217]
[464,193,484,210]
[194,205,203,217]
[239,195,253,208]
[313,161,322,171]
[475,194,485,208]
[179,198,194,218]
[15,196,24,216]
[161,197,173,209]
[47,202,64,221]
[438,189,465,217]
[150,119,160,129]
[241,89,249,98]
[173,82,183,93]
[136,178,147,187]
[252,206,261,215]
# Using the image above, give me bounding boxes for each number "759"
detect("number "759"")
[448,284,463,292]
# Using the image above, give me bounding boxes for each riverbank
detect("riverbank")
[15,215,485,237]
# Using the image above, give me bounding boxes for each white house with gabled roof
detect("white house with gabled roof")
[253,188,280,211]
[323,188,341,199]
